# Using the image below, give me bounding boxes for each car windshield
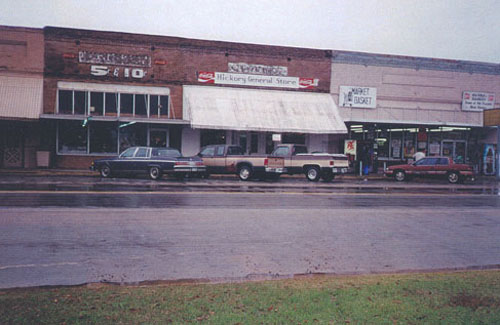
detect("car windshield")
[152,148,181,158]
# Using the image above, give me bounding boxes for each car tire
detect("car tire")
[100,165,112,178]
[394,170,406,182]
[321,172,335,182]
[305,166,321,182]
[447,171,460,184]
[238,165,253,181]
[149,166,162,180]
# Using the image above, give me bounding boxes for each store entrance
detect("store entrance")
[441,140,466,163]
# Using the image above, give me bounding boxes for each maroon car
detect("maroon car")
[385,156,474,183]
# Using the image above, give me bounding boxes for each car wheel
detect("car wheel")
[305,166,320,182]
[394,170,406,182]
[149,166,162,180]
[100,165,112,178]
[238,165,253,181]
[447,171,460,184]
[321,172,335,182]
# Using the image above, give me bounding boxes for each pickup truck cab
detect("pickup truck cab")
[270,144,349,181]
[198,144,284,181]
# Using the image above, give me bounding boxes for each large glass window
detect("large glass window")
[58,120,87,153]
[57,89,169,118]
[135,94,148,117]
[119,123,147,153]
[58,90,73,114]
[201,130,226,147]
[105,93,118,116]
[160,95,169,118]
[150,129,168,147]
[120,93,133,116]
[74,91,87,115]
[90,122,118,154]
[90,92,104,116]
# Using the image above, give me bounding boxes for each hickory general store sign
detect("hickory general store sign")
[198,71,319,89]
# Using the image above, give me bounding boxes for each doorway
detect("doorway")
[441,140,466,163]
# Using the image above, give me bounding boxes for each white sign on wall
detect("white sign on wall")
[462,91,495,111]
[339,86,377,108]
[198,71,319,89]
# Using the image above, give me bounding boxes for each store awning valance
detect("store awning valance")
[0,75,43,119]
[183,85,347,134]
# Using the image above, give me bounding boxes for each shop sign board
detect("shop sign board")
[272,134,282,142]
[344,139,357,158]
[79,51,151,67]
[484,108,500,126]
[339,86,377,108]
[198,71,319,89]
[90,65,147,79]
[228,62,287,76]
[462,91,495,111]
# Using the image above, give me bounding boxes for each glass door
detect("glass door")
[441,140,466,163]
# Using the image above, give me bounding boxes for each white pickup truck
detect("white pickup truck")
[269,144,349,181]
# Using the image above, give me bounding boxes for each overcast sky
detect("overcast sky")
[2,0,499,63]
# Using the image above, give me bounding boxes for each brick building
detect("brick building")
[0,26,44,168]
[40,26,345,169]
[1,24,499,173]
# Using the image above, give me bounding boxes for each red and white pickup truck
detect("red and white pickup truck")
[269,144,349,181]
[198,144,285,181]
[384,156,475,183]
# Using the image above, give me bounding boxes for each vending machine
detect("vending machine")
[483,144,496,176]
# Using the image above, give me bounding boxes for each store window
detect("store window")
[89,121,118,154]
[105,93,118,116]
[58,90,73,114]
[119,123,147,153]
[135,94,148,117]
[150,129,168,147]
[74,91,87,115]
[201,129,226,147]
[90,92,104,116]
[57,89,169,118]
[57,120,87,153]
[282,133,305,144]
[120,93,133,116]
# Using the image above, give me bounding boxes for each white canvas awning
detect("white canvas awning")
[183,85,347,134]
[0,75,43,119]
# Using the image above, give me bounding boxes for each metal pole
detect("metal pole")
[359,161,363,177]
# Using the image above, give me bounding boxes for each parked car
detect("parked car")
[90,146,205,180]
[384,156,474,183]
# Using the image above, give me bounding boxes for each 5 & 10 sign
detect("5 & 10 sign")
[90,65,147,79]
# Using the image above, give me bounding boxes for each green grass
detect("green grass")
[1,270,499,324]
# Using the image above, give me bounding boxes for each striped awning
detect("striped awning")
[0,75,43,119]
[183,85,347,134]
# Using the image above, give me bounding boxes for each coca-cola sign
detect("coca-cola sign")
[198,71,318,89]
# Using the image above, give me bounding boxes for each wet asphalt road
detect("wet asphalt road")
[0,175,499,288]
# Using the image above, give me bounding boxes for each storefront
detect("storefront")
[40,27,189,168]
[0,26,44,169]
[331,51,500,174]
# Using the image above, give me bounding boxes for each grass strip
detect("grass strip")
[1,270,499,324]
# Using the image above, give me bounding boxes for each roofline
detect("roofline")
[331,50,500,75]
[43,26,332,60]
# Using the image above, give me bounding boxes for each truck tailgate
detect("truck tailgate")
[266,157,284,168]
